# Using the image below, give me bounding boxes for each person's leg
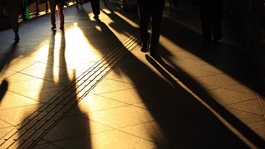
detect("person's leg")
[3,0,21,41]
[200,9,212,46]
[212,6,222,41]
[90,0,100,19]
[138,2,150,52]
[149,11,163,52]
[49,0,56,29]
[9,10,19,41]
[57,3,64,29]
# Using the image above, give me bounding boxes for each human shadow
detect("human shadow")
[141,1,265,147]
[100,1,139,37]
[17,31,91,148]
[0,42,18,102]
[69,2,261,148]
[145,52,265,148]
[161,3,262,93]
[74,5,138,57]
[0,79,8,102]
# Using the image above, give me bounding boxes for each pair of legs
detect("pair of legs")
[200,1,222,46]
[138,2,164,53]
[48,0,65,30]
[3,0,21,41]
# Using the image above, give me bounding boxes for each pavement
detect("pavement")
[0,0,265,148]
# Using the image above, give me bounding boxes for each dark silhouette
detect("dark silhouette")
[193,0,224,46]
[90,0,100,20]
[48,0,66,30]
[0,42,17,101]
[0,79,8,101]
[137,0,165,55]
[1,0,22,41]
[172,0,178,6]
[74,0,83,7]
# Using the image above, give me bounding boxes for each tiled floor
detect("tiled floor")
[0,0,265,148]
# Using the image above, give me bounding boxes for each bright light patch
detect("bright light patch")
[95,25,102,32]
[101,8,112,14]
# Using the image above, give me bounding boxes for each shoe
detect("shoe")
[51,26,56,30]
[93,15,99,20]
[14,34,20,41]
[141,44,149,53]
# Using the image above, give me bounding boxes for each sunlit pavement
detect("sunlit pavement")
[0,0,265,148]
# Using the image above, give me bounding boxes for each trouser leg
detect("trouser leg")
[57,3,64,27]
[149,12,162,51]
[49,0,56,27]
[138,5,150,46]
[91,0,100,16]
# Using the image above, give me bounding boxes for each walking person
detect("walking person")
[137,0,165,55]
[1,0,22,41]
[48,0,66,30]
[193,0,224,46]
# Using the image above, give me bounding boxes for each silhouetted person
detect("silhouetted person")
[194,0,223,46]
[138,0,165,56]
[172,0,178,6]
[90,0,100,20]
[48,0,66,30]
[1,0,22,41]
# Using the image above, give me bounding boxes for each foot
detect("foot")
[51,26,56,30]
[14,34,20,41]
[141,44,149,53]
[93,15,99,20]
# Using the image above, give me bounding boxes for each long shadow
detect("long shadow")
[0,0,263,148]
[0,79,8,102]
[74,4,139,57]
[146,52,265,148]
[69,2,263,148]
[0,42,18,102]
[142,1,265,147]
[17,30,91,148]
[100,1,139,37]
[161,3,262,93]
